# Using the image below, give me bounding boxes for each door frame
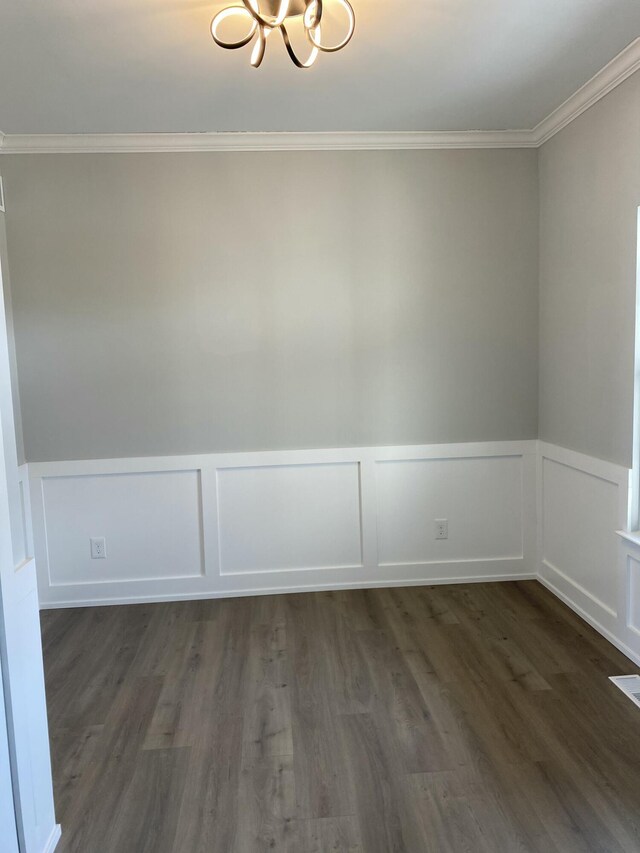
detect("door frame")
[0,190,59,852]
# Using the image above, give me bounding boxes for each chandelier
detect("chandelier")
[211,0,355,68]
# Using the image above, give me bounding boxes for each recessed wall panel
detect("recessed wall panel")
[43,470,204,585]
[542,457,618,616]
[217,462,362,574]
[376,455,523,566]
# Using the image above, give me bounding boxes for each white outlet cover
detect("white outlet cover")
[90,537,106,559]
[435,519,449,539]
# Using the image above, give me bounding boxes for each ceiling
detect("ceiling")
[0,0,639,134]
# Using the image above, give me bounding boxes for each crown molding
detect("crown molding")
[531,36,640,145]
[0,129,535,153]
[0,37,638,154]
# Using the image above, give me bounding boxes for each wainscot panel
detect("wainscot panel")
[538,442,640,666]
[27,441,537,608]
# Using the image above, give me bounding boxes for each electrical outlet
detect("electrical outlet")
[435,519,448,540]
[90,537,106,559]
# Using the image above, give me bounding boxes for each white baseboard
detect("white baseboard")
[42,824,61,853]
[37,572,538,609]
[538,574,640,668]
[26,440,537,609]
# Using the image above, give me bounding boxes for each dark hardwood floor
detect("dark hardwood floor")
[41,581,640,853]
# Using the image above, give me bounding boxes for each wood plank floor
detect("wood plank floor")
[41,581,640,853]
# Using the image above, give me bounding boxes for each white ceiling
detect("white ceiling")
[0,0,639,134]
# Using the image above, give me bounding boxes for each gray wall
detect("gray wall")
[538,71,640,468]
[3,149,539,462]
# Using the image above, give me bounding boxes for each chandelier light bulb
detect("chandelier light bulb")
[210,0,355,68]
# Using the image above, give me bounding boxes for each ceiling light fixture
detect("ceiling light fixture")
[211,0,355,68]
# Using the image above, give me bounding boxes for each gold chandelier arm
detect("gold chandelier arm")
[211,6,258,49]
[304,0,354,52]
[303,0,322,28]
[280,21,319,67]
[250,24,270,66]
[243,0,291,29]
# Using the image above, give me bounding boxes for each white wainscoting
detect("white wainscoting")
[537,442,640,666]
[26,441,537,608]
[23,440,640,666]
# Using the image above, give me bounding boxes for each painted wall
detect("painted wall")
[538,70,640,468]
[2,149,539,462]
